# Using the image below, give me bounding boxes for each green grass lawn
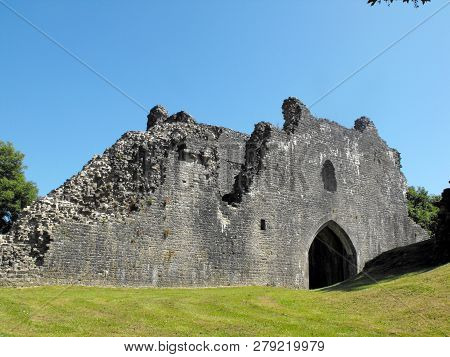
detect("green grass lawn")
[0,264,448,337]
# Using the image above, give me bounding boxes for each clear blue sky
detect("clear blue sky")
[1,0,449,195]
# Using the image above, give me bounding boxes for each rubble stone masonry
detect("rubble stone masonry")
[0,98,428,288]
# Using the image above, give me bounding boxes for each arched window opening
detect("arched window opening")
[321,160,337,192]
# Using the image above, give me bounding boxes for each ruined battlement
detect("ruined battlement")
[0,98,427,288]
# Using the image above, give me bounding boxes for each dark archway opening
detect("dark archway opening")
[308,222,357,289]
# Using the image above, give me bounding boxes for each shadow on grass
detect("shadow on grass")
[325,266,438,292]
[324,239,446,292]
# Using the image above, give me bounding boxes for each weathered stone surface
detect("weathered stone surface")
[147,105,168,130]
[354,116,377,134]
[0,98,428,288]
[165,111,196,126]
[282,97,310,133]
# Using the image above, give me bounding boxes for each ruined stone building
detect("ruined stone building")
[0,98,427,288]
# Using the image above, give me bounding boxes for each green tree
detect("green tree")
[368,0,430,6]
[0,141,38,218]
[406,186,439,236]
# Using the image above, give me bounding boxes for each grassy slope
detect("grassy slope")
[0,264,448,337]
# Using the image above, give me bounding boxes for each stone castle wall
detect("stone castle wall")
[0,98,427,288]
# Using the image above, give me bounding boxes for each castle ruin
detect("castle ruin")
[0,98,427,288]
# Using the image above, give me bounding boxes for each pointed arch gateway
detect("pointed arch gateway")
[308,221,357,289]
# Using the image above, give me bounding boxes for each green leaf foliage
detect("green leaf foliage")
[367,0,430,7]
[406,186,439,236]
[0,141,38,217]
